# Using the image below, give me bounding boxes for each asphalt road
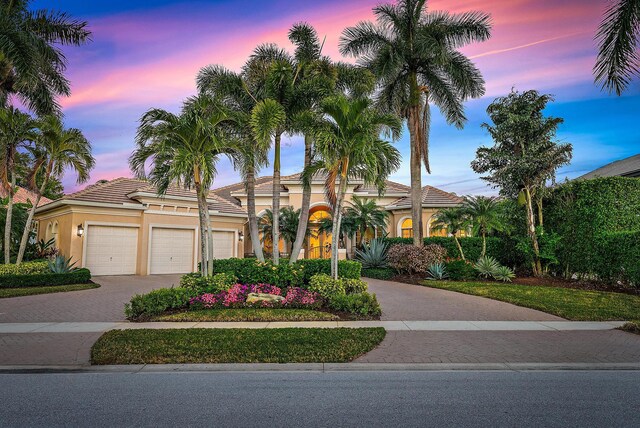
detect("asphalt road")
[0,370,638,427]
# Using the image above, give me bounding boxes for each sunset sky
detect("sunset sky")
[37,0,640,195]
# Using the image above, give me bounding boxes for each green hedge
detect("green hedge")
[361,268,396,280]
[0,261,49,276]
[592,231,640,286]
[126,287,196,320]
[382,237,506,263]
[209,258,361,287]
[0,268,92,288]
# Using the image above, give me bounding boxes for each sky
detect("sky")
[34,0,640,195]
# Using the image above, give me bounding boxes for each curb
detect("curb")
[2,362,640,374]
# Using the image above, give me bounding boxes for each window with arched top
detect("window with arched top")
[429,218,448,237]
[400,218,413,238]
[51,221,59,245]
[309,209,330,223]
[45,222,53,241]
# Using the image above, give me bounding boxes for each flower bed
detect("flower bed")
[189,284,321,310]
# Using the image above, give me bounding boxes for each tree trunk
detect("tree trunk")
[16,172,49,265]
[246,164,264,262]
[536,197,544,230]
[203,193,214,276]
[3,172,16,264]
[454,236,466,261]
[481,232,486,258]
[194,181,209,277]
[271,133,281,265]
[407,72,424,247]
[289,135,312,264]
[331,167,349,280]
[524,187,542,276]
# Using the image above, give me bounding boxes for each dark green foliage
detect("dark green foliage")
[546,177,640,282]
[0,268,91,288]
[328,292,382,318]
[361,267,396,280]
[382,237,506,264]
[593,231,640,286]
[445,260,478,281]
[125,287,197,320]
[179,272,237,294]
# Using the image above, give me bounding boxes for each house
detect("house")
[34,173,463,276]
[579,153,640,179]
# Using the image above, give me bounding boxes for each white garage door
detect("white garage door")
[212,231,235,259]
[85,225,138,276]
[150,228,195,274]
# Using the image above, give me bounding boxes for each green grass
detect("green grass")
[151,308,339,322]
[423,281,640,321]
[91,328,386,364]
[0,283,99,298]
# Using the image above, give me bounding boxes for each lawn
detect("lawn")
[423,281,640,321]
[0,283,99,298]
[91,328,386,364]
[152,308,339,322]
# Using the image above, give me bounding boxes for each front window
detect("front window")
[400,218,413,238]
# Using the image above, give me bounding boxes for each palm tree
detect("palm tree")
[594,0,640,95]
[130,96,235,276]
[431,207,468,260]
[340,0,491,248]
[463,195,503,257]
[0,0,91,115]
[258,206,305,256]
[344,197,389,248]
[0,107,37,263]
[317,210,358,251]
[305,96,401,278]
[197,65,270,262]
[15,115,94,264]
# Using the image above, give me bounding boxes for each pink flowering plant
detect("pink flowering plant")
[188,283,322,310]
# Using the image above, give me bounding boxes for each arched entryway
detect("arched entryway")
[306,205,332,259]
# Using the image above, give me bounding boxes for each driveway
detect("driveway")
[365,278,563,321]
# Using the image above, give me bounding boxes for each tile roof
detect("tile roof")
[37,177,247,215]
[0,187,52,207]
[211,176,272,205]
[386,185,463,209]
[579,153,640,179]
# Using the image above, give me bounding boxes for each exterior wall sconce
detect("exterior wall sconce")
[77,224,84,237]
[238,231,244,242]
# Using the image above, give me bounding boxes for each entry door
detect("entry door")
[149,227,195,274]
[85,225,138,275]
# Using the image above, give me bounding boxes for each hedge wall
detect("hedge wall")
[382,236,509,264]
[0,268,92,288]
[592,231,640,286]
[546,177,640,280]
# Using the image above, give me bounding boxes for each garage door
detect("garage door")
[150,228,195,274]
[212,231,235,259]
[85,225,138,275]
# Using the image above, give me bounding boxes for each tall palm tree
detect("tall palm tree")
[594,0,640,95]
[0,107,37,263]
[0,0,91,115]
[304,96,401,278]
[463,195,503,257]
[344,197,389,248]
[340,0,491,247]
[431,207,468,260]
[197,65,271,262]
[15,115,94,264]
[130,96,235,276]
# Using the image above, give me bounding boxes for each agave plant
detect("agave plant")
[474,256,501,279]
[48,255,78,274]
[355,238,389,269]
[493,265,515,282]
[426,263,448,281]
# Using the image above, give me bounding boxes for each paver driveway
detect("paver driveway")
[0,275,180,322]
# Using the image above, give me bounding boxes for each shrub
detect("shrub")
[296,259,362,282]
[188,285,322,311]
[387,244,447,275]
[342,278,368,294]
[383,236,506,263]
[125,287,196,319]
[445,259,478,281]
[328,292,382,318]
[361,267,396,280]
[493,265,515,282]
[355,239,389,268]
[0,261,48,275]
[474,256,501,279]
[426,263,448,280]
[0,268,92,288]
[593,231,640,286]
[307,274,345,299]
[180,272,238,294]
[48,255,78,273]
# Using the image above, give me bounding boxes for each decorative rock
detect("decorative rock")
[246,293,285,304]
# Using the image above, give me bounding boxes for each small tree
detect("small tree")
[463,195,504,257]
[430,207,468,260]
[344,197,389,248]
[471,89,572,276]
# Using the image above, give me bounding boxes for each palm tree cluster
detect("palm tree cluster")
[1,1,93,265]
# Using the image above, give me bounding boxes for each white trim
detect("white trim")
[81,222,140,271]
[145,209,247,219]
[396,215,412,237]
[147,224,199,274]
[309,201,331,209]
[36,199,146,214]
